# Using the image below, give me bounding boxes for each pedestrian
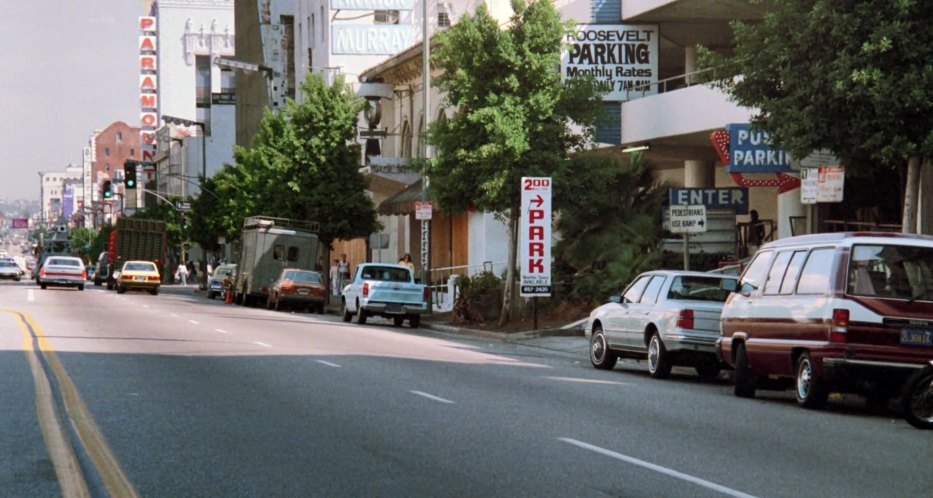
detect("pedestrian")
[398,253,414,272]
[330,258,341,297]
[747,209,765,256]
[338,253,350,282]
[176,261,189,286]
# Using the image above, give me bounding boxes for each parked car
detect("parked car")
[208,264,237,299]
[585,270,738,379]
[37,256,86,290]
[115,260,161,295]
[266,269,327,313]
[0,260,25,281]
[342,263,429,328]
[719,232,933,410]
[94,251,111,288]
[85,265,97,281]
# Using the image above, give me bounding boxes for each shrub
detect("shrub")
[451,271,502,323]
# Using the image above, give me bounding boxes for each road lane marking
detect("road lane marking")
[9,311,90,498]
[559,438,757,498]
[188,320,199,325]
[215,328,230,334]
[410,391,455,404]
[315,360,341,368]
[6,309,140,498]
[169,313,179,317]
[254,341,272,348]
[543,376,628,385]
[27,289,35,302]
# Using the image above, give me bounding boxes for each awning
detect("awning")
[378,179,431,216]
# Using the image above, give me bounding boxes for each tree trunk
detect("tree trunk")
[498,208,519,326]
[902,156,921,234]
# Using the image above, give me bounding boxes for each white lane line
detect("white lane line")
[169,313,179,317]
[410,391,455,404]
[559,438,758,498]
[188,320,199,325]
[142,304,150,309]
[27,289,35,302]
[544,376,627,385]
[315,360,341,368]
[254,341,272,348]
[215,329,230,334]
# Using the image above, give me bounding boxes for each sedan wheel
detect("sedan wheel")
[795,352,828,409]
[647,332,672,379]
[589,325,617,370]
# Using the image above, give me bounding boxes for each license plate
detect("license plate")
[900,328,933,346]
[135,276,145,281]
[298,289,309,294]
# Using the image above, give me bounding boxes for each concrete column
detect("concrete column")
[685,46,698,85]
[777,188,806,239]
[684,160,714,188]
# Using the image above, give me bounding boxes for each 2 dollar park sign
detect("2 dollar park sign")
[520,177,553,297]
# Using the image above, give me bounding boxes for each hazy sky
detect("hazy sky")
[0,1,142,202]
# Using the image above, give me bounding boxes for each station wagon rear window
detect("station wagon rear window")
[847,244,933,301]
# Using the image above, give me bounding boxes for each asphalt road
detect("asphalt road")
[1,280,930,497]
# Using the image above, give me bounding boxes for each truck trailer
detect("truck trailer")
[234,216,321,306]
[104,218,167,289]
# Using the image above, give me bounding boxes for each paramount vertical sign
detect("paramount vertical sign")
[139,16,158,163]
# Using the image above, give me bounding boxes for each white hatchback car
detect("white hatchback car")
[585,270,738,379]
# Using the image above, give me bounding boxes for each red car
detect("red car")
[266,269,327,313]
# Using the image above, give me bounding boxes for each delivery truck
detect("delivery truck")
[234,216,321,306]
[102,218,167,289]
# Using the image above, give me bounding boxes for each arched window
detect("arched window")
[417,114,425,158]
[401,121,412,158]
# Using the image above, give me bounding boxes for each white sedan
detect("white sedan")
[37,256,86,291]
[585,270,737,379]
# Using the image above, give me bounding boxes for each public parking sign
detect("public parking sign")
[668,205,707,234]
[520,177,552,297]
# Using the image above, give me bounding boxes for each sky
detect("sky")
[0,1,144,202]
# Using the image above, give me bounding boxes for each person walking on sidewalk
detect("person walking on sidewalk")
[176,261,189,286]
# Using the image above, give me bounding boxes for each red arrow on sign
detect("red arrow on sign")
[530,194,544,207]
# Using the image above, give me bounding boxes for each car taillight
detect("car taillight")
[676,309,695,329]
[830,308,849,343]
[147,276,159,281]
[39,268,46,277]
[363,282,369,297]
[423,286,430,303]
[81,270,87,279]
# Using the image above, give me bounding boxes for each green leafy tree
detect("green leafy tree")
[68,227,97,263]
[554,153,674,304]
[428,0,603,324]
[699,0,933,232]
[192,72,379,270]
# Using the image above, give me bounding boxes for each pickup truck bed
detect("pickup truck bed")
[342,263,429,328]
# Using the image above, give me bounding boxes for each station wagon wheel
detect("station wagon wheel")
[733,342,757,398]
[589,325,617,370]
[341,301,352,322]
[795,352,828,409]
[901,365,933,430]
[647,332,672,379]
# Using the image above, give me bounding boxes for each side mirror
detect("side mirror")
[608,295,622,304]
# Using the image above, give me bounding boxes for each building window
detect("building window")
[130,148,135,156]
[374,10,399,24]
[116,132,123,142]
[196,55,211,107]
[105,164,110,171]
[104,147,111,157]
[401,121,412,158]
[437,2,451,28]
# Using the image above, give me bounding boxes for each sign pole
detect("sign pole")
[683,234,689,271]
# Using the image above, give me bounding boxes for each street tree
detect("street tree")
[553,152,675,304]
[194,72,379,274]
[699,0,933,232]
[428,0,602,325]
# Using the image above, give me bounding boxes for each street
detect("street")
[1,281,930,497]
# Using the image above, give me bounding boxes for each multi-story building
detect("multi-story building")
[39,165,83,226]
[141,0,237,200]
[91,121,142,217]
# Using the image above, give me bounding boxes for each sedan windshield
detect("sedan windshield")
[283,271,321,283]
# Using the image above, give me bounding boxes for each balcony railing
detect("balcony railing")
[627,68,720,101]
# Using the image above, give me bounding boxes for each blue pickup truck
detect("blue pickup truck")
[341,263,429,328]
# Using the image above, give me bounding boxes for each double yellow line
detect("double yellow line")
[5,309,139,498]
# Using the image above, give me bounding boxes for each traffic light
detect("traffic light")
[102,181,113,199]
[124,162,137,189]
